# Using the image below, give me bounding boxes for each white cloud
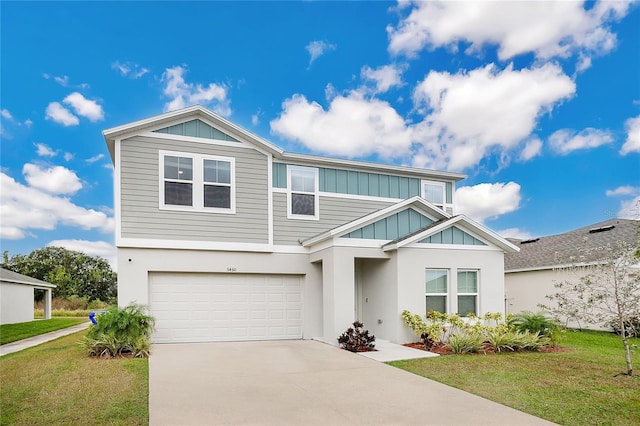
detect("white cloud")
[548,127,613,155]
[270,91,413,159]
[617,195,640,220]
[251,113,260,126]
[387,0,632,61]
[361,64,405,93]
[519,137,543,161]
[497,228,534,240]
[45,102,79,126]
[1,109,13,121]
[606,185,640,220]
[306,40,336,66]
[412,63,575,170]
[455,182,522,223]
[47,239,117,270]
[64,152,74,161]
[86,153,105,164]
[22,163,82,195]
[606,185,639,197]
[620,115,640,155]
[112,61,149,79]
[161,66,230,116]
[0,172,114,239]
[63,92,104,122]
[54,75,69,87]
[36,143,57,157]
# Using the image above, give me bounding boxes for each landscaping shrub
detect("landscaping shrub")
[447,333,484,354]
[508,311,561,346]
[337,321,376,352]
[82,304,154,358]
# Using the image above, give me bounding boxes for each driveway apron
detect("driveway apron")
[149,340,555,425]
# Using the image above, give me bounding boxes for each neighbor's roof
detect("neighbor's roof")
[0,268,56,288]
[505,218,639,272]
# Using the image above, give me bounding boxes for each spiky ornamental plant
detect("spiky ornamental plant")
[541,240,640,376]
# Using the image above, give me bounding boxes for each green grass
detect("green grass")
[34,309,94,318]
[0,318,88,345]
[390,330,640,426]
[0,331,148,425]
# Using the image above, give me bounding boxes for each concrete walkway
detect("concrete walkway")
[0,322,90,356]
[150,340,556,425]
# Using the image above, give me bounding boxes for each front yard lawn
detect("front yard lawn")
[0,317,88,345]
[0,331,148,425]
[390,330,639,426]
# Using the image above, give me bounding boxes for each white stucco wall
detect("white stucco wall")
[117,248,323,339]
[0,283,34,325]
[357,257,397,341]
[395,246,506,343]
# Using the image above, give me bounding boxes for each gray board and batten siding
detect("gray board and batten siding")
[120,135,269,243]
[154,119,240,142]
[343,209,433,240]
[419,226,487,246]
[272,192,394,245]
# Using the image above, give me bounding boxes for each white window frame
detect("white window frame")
[425,269,449,314]
[456,269,479,316]
[159,150,235,214]
[287,165,319,220]
[421,180,453,214]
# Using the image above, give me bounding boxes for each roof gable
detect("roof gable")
[154,119,239,142]
[342,208,434,240]
[382,215,519,253]
[419,225,487,246]
[303,196,449,247]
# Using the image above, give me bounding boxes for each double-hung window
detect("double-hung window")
[425,269,448,313]
[288,165,318,219]
[421,180,454,214]
[161,151,235,213]
[457,270,478,316]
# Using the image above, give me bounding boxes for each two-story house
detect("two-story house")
[104,105,518,344]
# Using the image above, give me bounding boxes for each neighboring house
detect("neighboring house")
[505,218,640,324]
[0,268,55,325]
[103,105,519,344]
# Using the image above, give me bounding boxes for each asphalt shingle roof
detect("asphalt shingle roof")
[0,267,56,288]
[504,218,639,272]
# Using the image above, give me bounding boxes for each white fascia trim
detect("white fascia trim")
[280,152,466,181]
[302,196,449,247]
[457,215,521,253]
[383,217,459,251]
[117,238,274,253]
[114,138,122,242]
[319,191,403,204]
[271,245,309,254]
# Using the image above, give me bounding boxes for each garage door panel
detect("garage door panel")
[149,273,303,343]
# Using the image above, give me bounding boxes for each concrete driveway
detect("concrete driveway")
[150,340,554,425]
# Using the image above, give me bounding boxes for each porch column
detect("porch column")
[43,288,52,320]
[322,248,355,344]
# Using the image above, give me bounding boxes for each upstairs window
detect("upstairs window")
[160,151,235,213]
[204,159,231,209]
[164,156,193,206]
[422,180,454,214]
[288,166,318,219]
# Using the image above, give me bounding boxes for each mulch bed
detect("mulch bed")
[403,342,567,355]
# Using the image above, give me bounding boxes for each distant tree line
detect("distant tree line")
[2,247,117,303]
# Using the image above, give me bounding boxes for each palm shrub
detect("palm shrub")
[508,311,561,346]
[82,304,154,358]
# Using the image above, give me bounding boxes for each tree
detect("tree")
[2,247,117,302]
[540,240,640,376]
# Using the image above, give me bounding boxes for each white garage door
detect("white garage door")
[149,273,303,343]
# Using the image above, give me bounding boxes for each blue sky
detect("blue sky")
[1,1,639,269]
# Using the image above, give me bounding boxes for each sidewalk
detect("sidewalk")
[0,322,90,357]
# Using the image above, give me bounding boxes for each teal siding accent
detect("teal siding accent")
[272,163,287,188]
[153,119,239,142]
[272,164,422,199]
[344,208,434,240]
[420,226,487,246]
